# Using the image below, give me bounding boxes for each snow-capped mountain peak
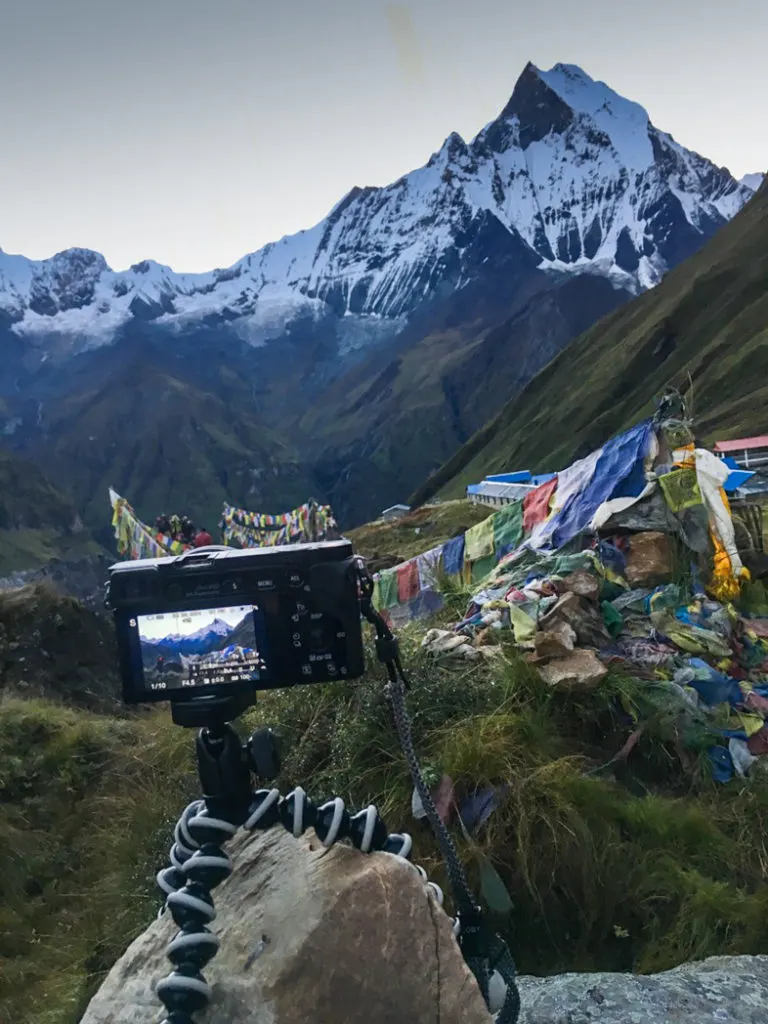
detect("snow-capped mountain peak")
[478,61,751,285]
[0,61,754,358]
[534,62,654,173]
[157,617,234,645]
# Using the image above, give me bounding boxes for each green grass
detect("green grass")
[411,184,768,503]
[3,595,768,1023]
[0,698,195,1024]
[347,499,492,564]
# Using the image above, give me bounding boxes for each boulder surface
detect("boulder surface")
[517,955,768,1024]
[81,825,492,1023]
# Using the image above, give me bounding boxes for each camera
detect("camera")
[106,540,366,706]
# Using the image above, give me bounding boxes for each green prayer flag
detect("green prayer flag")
[492,501,524,554]
[471,554,497,584]
[378,571,398,609]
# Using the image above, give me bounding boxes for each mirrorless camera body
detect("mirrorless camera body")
[106,540,365,705]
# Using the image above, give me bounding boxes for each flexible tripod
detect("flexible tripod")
[153,576,521,1024]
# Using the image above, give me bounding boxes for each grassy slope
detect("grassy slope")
[0,584,121,712]
[411,182,768,503]
[0,584,196,1022]
[0,449,104,574]
[32,360,317,537]
[5,638,768,1024]
[347,500,493,564]
[0,699,195,1024]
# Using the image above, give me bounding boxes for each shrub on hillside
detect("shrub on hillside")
[246,635,768,974]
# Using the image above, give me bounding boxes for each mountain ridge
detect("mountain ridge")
[0,61,754,359]
[0,60,758,531]
[410,174,768,504]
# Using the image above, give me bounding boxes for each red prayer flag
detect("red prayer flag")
[523,476,559,534]
[397,559,420,603]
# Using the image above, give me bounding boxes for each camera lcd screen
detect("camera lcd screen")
[131,603,269,695]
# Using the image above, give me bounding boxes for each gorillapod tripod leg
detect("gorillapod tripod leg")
[156,722,254,1024]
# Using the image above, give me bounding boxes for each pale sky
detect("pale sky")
[1,0,766,273]
[137,605,252,641]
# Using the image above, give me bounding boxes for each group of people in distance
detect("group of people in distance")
[155,513,214,549]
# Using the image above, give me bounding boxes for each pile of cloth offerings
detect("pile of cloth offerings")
[429,538,768,783]
[373,415,768,782]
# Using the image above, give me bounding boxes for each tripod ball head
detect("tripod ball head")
[246,727,281,780]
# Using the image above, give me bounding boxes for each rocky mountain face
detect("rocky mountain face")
[414,159,768,504]
[0,62,756,530]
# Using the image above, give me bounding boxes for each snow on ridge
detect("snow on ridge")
[535,62,654,173]
[0,61,755,351]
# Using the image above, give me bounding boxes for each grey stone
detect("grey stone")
[517,955,768,1023]
[80,825,492,1024]
[538,648,608,689]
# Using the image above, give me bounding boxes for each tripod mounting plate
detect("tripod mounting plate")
[171,690,256,729]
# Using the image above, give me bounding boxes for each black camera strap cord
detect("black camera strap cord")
[357,563,521,1024]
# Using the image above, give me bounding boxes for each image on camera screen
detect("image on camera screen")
[135,604,267,692]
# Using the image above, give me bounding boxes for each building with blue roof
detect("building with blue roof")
[467,469,556,507]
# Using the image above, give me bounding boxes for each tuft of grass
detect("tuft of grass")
[4,622,768,1023]
[347,500,492,565]
[245,641,768,976]
[0,698,195,1024]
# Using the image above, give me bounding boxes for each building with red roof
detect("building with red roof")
[713,436,768,471]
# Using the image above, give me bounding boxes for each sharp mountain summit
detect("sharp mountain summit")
[0,62,760,532]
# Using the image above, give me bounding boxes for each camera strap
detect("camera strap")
[146,555,520,1024]
[357,561,521,1024]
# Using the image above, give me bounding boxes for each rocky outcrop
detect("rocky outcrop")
[0,553,111,607]
[78,813,768,1024]
[81,826,492,1024]
[517,955,768,1023]
[0,582,120,712]
[537,647,608,689]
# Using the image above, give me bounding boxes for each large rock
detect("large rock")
[81,826,492,1024]
[517,955,768,1023]
[560,570,601,602]
[625,531,674,586]
[531,623,577,661]
[538,648,608,689]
